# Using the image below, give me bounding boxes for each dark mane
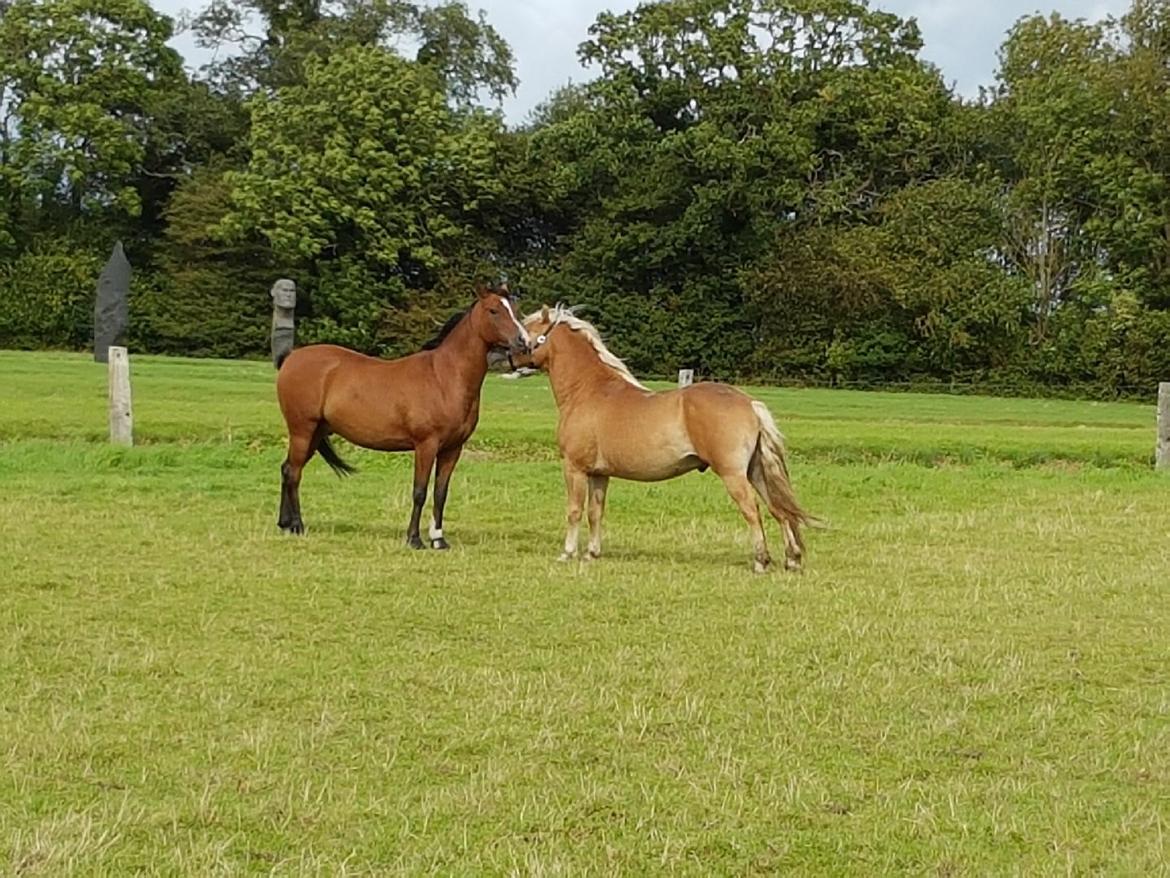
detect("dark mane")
[421,307,471,350]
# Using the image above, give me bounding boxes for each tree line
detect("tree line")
[2,0,1168,396]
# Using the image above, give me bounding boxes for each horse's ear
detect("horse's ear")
[475,280,508,300]
[541,305,550,322]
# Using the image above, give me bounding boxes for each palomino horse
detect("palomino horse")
[516,305,813,572]
[275,284,530,547]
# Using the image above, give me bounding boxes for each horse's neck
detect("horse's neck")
[547,333,627,409]
[431,317,490,393]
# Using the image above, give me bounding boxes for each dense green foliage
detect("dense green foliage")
[2,0,1169,394]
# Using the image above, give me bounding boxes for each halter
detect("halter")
[529,304,570,351]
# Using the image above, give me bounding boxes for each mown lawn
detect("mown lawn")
[1,350,1167,874]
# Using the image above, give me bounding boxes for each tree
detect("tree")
[1,63,18,252]
[190,0,516,105]
[0,0,184,227]
[746,177,1031,383]
[134,164,275,357]
[131,79,251,252]
[979,4,1170,392]
[989,13,1118,335]
[1099,0,1170,308]
[221,46,506,352]
[524,0,949,377]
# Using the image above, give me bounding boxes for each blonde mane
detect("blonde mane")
[527,305,648,390]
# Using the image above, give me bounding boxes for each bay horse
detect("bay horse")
[275,284,530,547]
[515,305,814,572]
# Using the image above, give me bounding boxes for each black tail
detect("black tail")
[317,436,357,477]
[275,351,290,369]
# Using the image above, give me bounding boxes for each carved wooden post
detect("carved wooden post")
[271,279,296,368]
[108,346,132,446]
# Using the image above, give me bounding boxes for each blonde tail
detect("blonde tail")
[748,401,816,556]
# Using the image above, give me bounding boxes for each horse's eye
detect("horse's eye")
[489,308,499,315]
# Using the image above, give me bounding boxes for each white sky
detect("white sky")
[152,0,1132,124]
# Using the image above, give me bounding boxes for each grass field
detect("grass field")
[2,349,1168,875]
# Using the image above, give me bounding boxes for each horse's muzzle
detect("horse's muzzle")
[510,334,532,356]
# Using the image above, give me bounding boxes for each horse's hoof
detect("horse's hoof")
[585,550,601,561]
[281,521,304,535]
[557,552,574,562]
[431,537,450,550]
[407,536,425,550]
[785,558,803,573]
[753,558,771,574]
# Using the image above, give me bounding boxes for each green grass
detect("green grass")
[1,350,1168,874]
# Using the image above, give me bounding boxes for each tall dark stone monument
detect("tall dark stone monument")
[271,278,296,368]
[94,241,131,363]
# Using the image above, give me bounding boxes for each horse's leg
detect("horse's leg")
[428,444,463,550]
[781,522,803,572]
[719,472,771,574]
[406,441,439,549]
[559,464,588,561]
[585,475,609,560]
[279,424,319,535]
[278,460,295,531]
[748,458,804,572]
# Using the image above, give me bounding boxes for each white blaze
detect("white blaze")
[501,298,530,344]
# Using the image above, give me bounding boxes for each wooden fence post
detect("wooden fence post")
[678,369,694,388]
[1158,382,1170,471]
[108,345,133,446]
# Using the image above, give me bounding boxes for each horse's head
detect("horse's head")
[470,282,530,356]
[515,304,560,370]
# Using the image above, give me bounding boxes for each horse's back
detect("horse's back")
[277,344,389,422]
[280,343,384,373]
[626,381,755,428]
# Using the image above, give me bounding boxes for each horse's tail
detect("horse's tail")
[317,435,357,477]
[275,350,290,370]
[748,400,818,552]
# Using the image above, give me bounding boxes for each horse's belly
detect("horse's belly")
[325,408,415,452]
[361,435,415,452]
[328,402,473,453]
[588,441,700,482]
[334,424,414,452]
[604,456,701,482]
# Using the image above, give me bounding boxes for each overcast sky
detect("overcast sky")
[155,0,1131,124]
